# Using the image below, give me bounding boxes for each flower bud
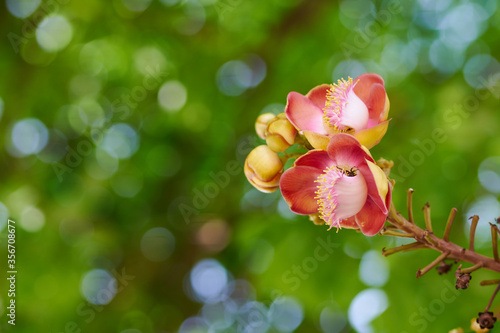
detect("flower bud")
[255,113,276,139]
[265,113,297,152]
[244,145,283,193]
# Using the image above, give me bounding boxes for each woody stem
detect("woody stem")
[484,282,500,312]
[386,208,500,274]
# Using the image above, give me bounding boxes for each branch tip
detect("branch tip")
[406,188,414,224]
[469,215,480,252]
[443,208,457,242]
[416,252,449,279]
[422,202,433,233]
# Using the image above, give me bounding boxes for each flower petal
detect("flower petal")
[339,216,359,229]
[326,134,374,167]
[354,197,388,236]
[354,120,390,149]
[303,131,330,150]
[293,149,334,171]
[285,91,326,134]
[305,84,330,109]
[339,90,369,132]
[357,160,390,214]
[380,94,390,122]
[280,165,321,215]
[353,73,385,104]
[326,172,368,226]
[365,83,387,124]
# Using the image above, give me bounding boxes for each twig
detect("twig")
[491,223,499,262]
[443,208,457,242]
[460,262,483,274]
[422,202,432,232]
[469,215,480,252]
[481,279,500,286]
[417,252,449,278]
[484,282,500,312]
[407,188,414,224]
[382,242,427,256]
[387,208,500,274]
[380,228,414,238]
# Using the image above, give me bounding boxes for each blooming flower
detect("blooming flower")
[285,73,390,149]
[279,134,391,236]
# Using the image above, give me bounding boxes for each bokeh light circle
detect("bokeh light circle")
[140,227,175,262]
[80,269,117,305]
[101,123,139,159]
[6,0,41,18]
[269,296,304,332]
[20,206,45,232]
[10,118,49,156]
[36,15,73,53]
[158,81,188,112]
[190,259,229,304]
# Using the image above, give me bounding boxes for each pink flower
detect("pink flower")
[285,73,390,150]
[279,134,391,236]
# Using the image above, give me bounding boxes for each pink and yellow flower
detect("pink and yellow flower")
[285,73,390,150]
[279,134,391,236]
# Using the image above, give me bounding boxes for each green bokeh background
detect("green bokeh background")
[1,0,500,332]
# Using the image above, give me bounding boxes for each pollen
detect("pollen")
[314,166,343,230]
[323,77,358,131]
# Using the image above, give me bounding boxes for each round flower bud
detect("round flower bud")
[244,145,283,193]
[265,113,297,152]
[255,113,276,139]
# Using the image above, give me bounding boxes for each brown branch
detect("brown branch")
[386,210,500,274]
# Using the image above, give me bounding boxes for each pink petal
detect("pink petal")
[353,73,385,105]
[326,134,373,167]
[285,91,326,134]
[339,216,359,229]
[365,83,386,124]
[293,149,335,172]
[354,197,388,236]
[280,166,321,215]
[305,84,330,109]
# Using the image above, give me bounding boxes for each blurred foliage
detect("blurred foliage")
[1,0,500,332]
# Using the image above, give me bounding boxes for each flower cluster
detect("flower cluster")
[244,73,392,236]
